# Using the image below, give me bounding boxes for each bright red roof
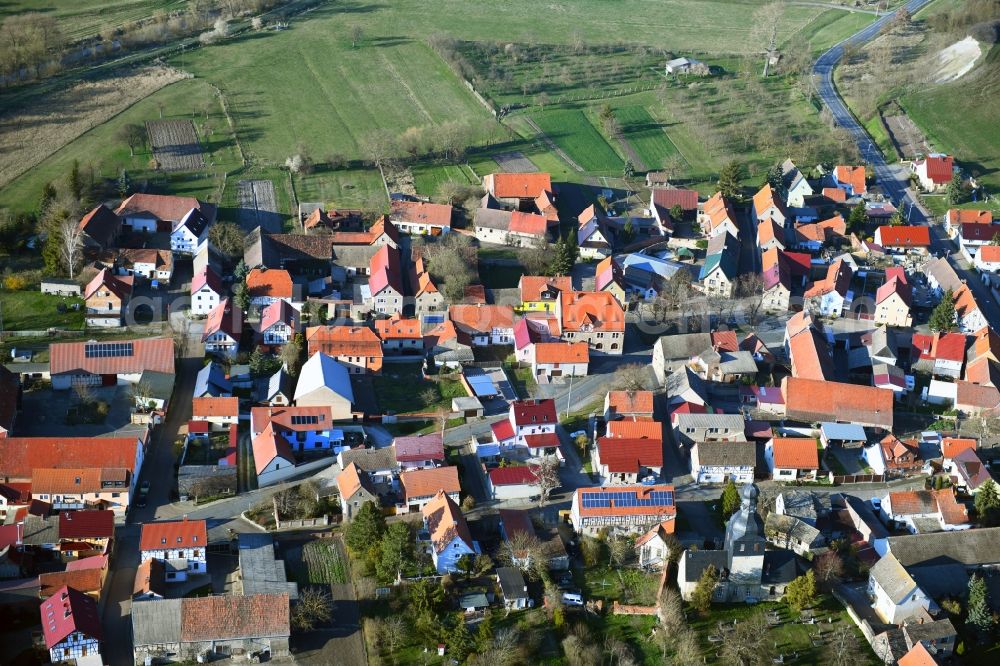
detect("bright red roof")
[59,510,115,539]
[40,586,103,649]
[511,399,557,426]
[0,436,141,481]
[877,225,931,247]
[487,466,537,486]
[139,519,208,552]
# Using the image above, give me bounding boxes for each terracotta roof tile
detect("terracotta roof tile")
[400,466,460,501]
[39,568,104,598]
[487,466,536,486]
[192,396,239,418]
[508,211,549,236]
[560,291,624,333]
[306,325,383,357]
[179,593,289,642]
[606,390,654,416]
[511,399,557,426]
[651,188,698,211]
[941,437,976,460]
[246,268,293,299]
[519,275,572,302]
[449,304,514,334]
[50,337,173,377]
[422,491,473,554]
[877,225,931,247]
[947,208,992,226]
[834,165,867,194]
[139,519,207,552]
[375,314,421,340]
[534,341,588,364]
[596,437,663,472]
[0,436,143,481]
[485,173,552,200]
[575,484,676,519]
[606,420,662,441]
[390,200,452,228]
[782,377,893,429]
[115,193,204,222]
[770,438,819,469]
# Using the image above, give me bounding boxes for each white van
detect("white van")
[562,592,583,606]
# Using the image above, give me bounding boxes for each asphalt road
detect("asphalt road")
[812,0,1000,328]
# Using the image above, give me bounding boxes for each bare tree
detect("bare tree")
[612,363,650,391]
[117,123,147,157]
[607,535,633,569]
[656,587,685,634]
[383,615,408,663]
[529,457,560,506]
[750,2,785,77]
[169,316,191,358]
[130,381,154,410]
[720,611,773,666]
[58,218,84,279]
[738,272,765,325]
[828,624,864,666]
[814,550,845,589]
[350,24,363,48]
[291,587,333,631]
[673,628,702,663]
[499,529,545,576]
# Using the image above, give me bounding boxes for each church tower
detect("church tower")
[724,483,766,592]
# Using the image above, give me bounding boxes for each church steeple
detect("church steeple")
[725,483,766,576]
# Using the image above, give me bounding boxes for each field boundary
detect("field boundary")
[523,117,583,172]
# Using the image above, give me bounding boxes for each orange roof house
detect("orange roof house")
[375,314,422,342]
[191,397,239,421]
[782,377,893,429]
[139,518,207,553]
[605,391,655,420]
[483,173,552,201]
[941,437,976,461]
[946,209,992,227]
[533,341,589,366]
[519,276,572,305]
[389,200,452,232]
[572,485,675,533]
[246,268,293,301]
[606,419,662,442]
[508,211,549,237]
[305,326,383,374]
[834,165,867,195]
[559,291,625,344]
[875,225,931,249]
[769,438,820,471]
[400,466,461,504]
[449,304,515,343]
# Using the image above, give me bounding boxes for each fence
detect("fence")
[275,515,331,530]
[832,474,885,484]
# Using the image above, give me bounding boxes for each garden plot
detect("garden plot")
[236,179,282,233]
[146,119,204,172]
[493,151,538,173]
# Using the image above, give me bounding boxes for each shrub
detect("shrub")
[3,275,26,290]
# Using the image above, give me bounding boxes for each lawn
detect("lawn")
[0,77,242,214]
[411,163,477,198]
[687,596,880,665]
[173,20,495,165]
[614,104,679,171]
[293,167,388,210]
[530,107,624,173]
[0,290,85,331]
[901,45,1000,190]
[372,363,469,414]
[789,9,877,54]
[0,0,186,42]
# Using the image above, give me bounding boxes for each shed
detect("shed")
[458,591,490,612]
[452,396,484,418]
[820,422,868,448]
[40,279,82,297]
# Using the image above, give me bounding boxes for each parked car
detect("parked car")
[562,592,584,606]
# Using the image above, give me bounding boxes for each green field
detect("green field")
[902,46,1000,190]
[530,108,624,173]
[614,104,680,171]
[412,163,477,197]
[0,290,85,331]
[0,0,187,42]
[789,9,878,53]
[0,77,241,214]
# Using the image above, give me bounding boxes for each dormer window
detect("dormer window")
[161,537,167,544]
[193,536,198,542]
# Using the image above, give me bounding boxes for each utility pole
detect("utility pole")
[564,374,574,420]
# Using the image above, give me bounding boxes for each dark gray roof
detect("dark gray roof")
[761,549,803,585]
[681,549,728,582]
[131,598,183,646]
[331,245,379,269]
[725,484,766,558]
[21,514,59,546]
[657,332,712,361]
[496,567,528,599]
[474,207,513,231]
[888,527,1000,568]
[715,351,759,375]
[194,362,231,398]
[844,495,890,539]
[675,413,747,432]
[903,618,956,645]
[339,445,398,473]
[777,490,821,524]
[908,563,970,600]
[765,513,821,546]
[665,366,708,402]
[238,533,299,600]
[695,440,756,467]
[139,370,176,401]
[869,552,917,604]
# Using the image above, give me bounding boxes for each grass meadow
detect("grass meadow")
[530,107,625,173]
[614,104,680,171]
[0,0,186,41]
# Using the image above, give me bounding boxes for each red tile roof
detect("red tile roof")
[115,193,203,222]
[897,641,938,666]
[202,298,242,341]
[710,331,739,353]
[596,437,663,473]
[821,187,847,203]
[84,268,132,301]
[960,222,1000,243]
[978,245,1000,263]
[509,211,549,237]
[491,419,515,442]
[49,338,174,377]
[192,267,223,295]
[400,466,461,500]
[788,328,833,381]
[560,291,625,333]
[834,165,867,194]
[39,568,104,599]
[0,436,142,481]
[947,209,992,226]
[192,396,239,418]
[606,391,654,417]
[485,173,552,200]
[487,466,537,486]
[524,432,560,449]
[941,437,976,460]
[449,304,515,334]
[511,399,557,426]
[782,377,893,429]
[306,325,383,358]
[369,244,404,295]
[534,341,589,364]
[59,510,115,539]
[251,406,333,433]
[422,490,473,554]
[394,434,445,463]
[390,200,452,228]
[246,267,293,300]
[40,585,103,648]
[251,423,295,475]
[31,469,107,495]
[877,225,931,247]
[375,314,421,340]
[259,299,298,333]
[139,518,208,552]
[912,332,967,363]
[519,275,572,302]
[606,420,662,441]
[770,438,819,469]
[651,188,698,211]
[179,593,289,642]
[917,155,954,185]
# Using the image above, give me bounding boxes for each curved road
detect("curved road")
[813,0,1000,327]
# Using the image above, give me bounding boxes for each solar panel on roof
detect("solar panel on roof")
[84,342,134,358]
[290,415,320,425]
[580,489,674,509]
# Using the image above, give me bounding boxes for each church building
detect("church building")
[678,483,803,602]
